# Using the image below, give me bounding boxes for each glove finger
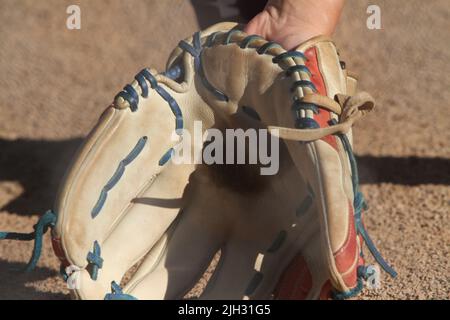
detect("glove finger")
[197,157,311,299]
[54,90,183,265]
[71,161,194,299]
[122,169,231,299]
[256,209,330,300]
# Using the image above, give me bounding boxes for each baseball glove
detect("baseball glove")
[1,22,396,300]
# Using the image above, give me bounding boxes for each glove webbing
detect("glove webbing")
[0,210,56,272]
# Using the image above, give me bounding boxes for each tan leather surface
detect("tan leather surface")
[54,22,373,299]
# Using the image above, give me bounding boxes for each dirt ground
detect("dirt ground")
[0,0,448,300]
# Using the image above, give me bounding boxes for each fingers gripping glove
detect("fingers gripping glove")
[47,22,396,300]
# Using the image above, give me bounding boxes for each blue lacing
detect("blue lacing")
[267,230,287,253]
[176,30,397,295]
[296,117,320,129]
[0,210,57,272]
[205,31,220,48]
[329,119,397,279]
[357,265,375,280]
[60,264,69,281]
[182,30,319,128]
[245,272,264,296]
[86,240,103,280]
[104,281,138,300]
[286,65,311,77]
[179,30,319,130]
[116,69,155,112]
[355,210,398,278]
[292,100,319,115]
[224,29,242,45]
[91,136,148,218]
[179,32,229,102]
[154,85,184,134]
[115,69,184,134]
[291,80,317,93]
[271,50,319,130]
[159,147,175,166]
[257,41,282,54]
[332,265,381,299]
[162,65,183,80]
[331,278,364,300]
[242,106,261,121]
[273,51,307,64]
[296,194,314,217]
[239,35,264,49]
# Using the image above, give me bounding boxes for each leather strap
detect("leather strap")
[269,92,375,141]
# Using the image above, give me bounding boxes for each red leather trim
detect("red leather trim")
[304,47,338,150]
[274,254,313,300]
[305,48,327,96]
[358,234,365,267]
[321,134,338,150]
[341,268,358,289]
[333,202,358,288]
[319,280,333,300]
[51,237,70,268]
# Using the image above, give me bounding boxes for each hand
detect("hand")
[244,0,345,50]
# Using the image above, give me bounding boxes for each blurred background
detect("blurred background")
[0,0,448,299]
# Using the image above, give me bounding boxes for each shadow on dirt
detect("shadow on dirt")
[0,259,68,300]
[0,138,83,216]
[358,155,450,186]
[190,0,266,28]
[1,138,448,216]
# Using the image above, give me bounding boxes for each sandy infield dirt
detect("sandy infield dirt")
[0,0,448,300]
